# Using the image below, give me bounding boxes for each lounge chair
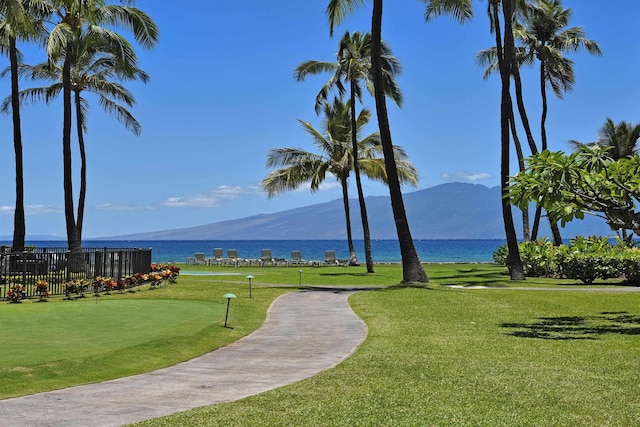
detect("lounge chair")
[194,252,206,265]
[324,250,347,266]
[260,249,275,267]
[324,250,338,265]
[206,248,223,265]
[222,249,240,267]
[289,250,305,266]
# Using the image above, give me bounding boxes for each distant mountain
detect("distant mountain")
[107,182,613,240]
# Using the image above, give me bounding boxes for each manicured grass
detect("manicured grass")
[4,263,639,425]
[132,265,640,426]
[0,277,291,399]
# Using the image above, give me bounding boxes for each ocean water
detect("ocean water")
[3,239,506,264]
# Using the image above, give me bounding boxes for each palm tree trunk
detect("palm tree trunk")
[350,84,374,273]
[538,61,562,245]
[512,60,538,155]
[531,206,542,240]
[340,177,359,266]
[509,97,530,241]
[497,0,525,280]
[9,37,25,252]
[75,92,87,242]
[63,47,81,260]
[540,61,548,151]
[371,0,427,283]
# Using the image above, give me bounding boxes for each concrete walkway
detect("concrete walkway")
[0,288,369,427]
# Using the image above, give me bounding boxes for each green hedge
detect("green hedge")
[493,236,640,284]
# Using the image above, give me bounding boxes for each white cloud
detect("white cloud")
[95,203,153,212]
[0,205,63,217]
[161,185,263,208]
[441,171,492,182]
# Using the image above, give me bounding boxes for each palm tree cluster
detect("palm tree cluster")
[285,0,603,281]
[1,0,158,254]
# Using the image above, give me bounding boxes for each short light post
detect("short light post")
[246,275,255,298]
[298,269,303,286]
[223,293,237,328]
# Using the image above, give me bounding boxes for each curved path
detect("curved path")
[0,288,369,427]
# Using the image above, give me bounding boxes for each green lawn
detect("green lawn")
[3,263,639,425]
[0,275,291,398]
[133,265,640,426]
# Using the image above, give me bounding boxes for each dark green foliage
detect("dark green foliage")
[494,236,640,284]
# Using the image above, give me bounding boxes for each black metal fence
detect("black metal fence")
[0,247,152,299]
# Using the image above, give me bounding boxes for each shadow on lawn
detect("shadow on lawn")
[435,267,510,287]
[501,312,640,340]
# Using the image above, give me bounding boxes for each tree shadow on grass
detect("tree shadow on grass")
[436,267,511,287]
[500,312,640,340]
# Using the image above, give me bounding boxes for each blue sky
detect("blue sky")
[0,0,637,238]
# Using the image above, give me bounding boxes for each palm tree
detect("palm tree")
[45,0,158,254]
[263,98,418,264]
[570,119,640,160]
[327,0,451,283]
[518,0,601,151]
[295,30,402,273]
[477,43,534,241]
[0,0,51,251]
[468,0,524,279]
[8,30,149,241]
[515,0,600,244]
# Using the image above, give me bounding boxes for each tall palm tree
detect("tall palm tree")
[0,0,51,251]
[518,0,601,151]
[516,0,600,243]
[327,0,446,283]
[477,43,534,241]
[46,0,158,254]
[295,30,402,273]
[263,98,418,264]
[465,0,524,279]
[8,30,148,241]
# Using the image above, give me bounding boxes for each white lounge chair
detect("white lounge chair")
[206,248,223,265]
[260,249,275,267]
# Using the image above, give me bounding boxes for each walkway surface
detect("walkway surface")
[0,288,369,427]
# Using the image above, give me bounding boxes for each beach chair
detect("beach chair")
[222,249,240,267]
[260,249,275,267]
[206,248,223,265]
[289,250,305,266]
[324,250,338,265]
[194,252,206,265]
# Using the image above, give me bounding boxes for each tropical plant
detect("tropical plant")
[509,146,640,245]
[262,98,418,265]
[35,279,49,301]
[295,30,402,273]
[570,118,640,160]
[45,0,158,255]
[327,0,467,282]
[517,0,601,150]
[10,29,149,243]
[0,0,51,251]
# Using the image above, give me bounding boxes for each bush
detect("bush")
[493,236,640,284]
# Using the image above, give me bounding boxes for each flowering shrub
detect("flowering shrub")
[7,284,26,303]
[64,279,88,299]
[494,236,640,284]
[151,264,180,282]
[35,280,49,301]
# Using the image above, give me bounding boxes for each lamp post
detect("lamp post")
[246,275,254,298]
[298,269,303,286]
[223,293,236,328]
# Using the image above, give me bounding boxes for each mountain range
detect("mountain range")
[107,182,612,240]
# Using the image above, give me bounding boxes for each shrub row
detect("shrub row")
[493,236,640,284]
